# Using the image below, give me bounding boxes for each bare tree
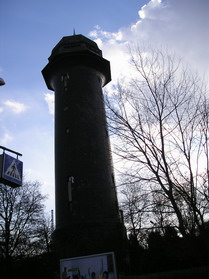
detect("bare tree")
[120,179,151,240]
[107,47,209,237]
[36,213,53,255]
[0,181,47,262]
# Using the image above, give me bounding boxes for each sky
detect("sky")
[0,0,209,215]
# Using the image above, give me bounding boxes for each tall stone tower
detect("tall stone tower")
[42,35,126,269]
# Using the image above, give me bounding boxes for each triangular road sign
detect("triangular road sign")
[5,160,21,181]
[0,153,23,187]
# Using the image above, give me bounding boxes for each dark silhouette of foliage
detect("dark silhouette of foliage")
[0,180,53,277]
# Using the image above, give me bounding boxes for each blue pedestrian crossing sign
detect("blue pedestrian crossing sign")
[0,153,23,187]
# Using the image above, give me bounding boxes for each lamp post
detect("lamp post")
[0,77,5,86]
[0,80,23,188]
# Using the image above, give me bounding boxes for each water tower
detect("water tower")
[42,34,127,270]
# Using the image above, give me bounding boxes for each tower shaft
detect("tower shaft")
[54,65,119,227]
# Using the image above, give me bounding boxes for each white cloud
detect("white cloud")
[0,132,13,145]
[89,0,209,80]
[44,93,54,115]
[3,100,28,114]
[139,0,163,19]
[90,25,123,42]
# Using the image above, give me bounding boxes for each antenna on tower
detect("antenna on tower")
[73,28,76,36]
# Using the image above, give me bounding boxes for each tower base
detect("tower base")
[52,221,129,274]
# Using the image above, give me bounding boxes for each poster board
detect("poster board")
[60,252,117,279]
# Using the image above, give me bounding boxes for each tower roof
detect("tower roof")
[42,34,111,89]
[48,34,102,62]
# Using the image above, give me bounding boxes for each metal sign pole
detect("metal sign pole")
[0,146,22,159]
